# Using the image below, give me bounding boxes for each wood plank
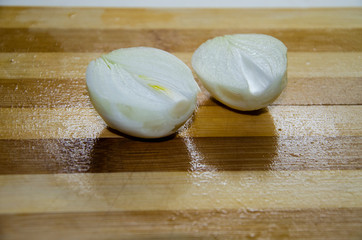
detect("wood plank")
[274,77,362,105]
[1,209,361,240]
[1,7,362,30]
[1,77,361,108]
[0,170,361,214]
[0,106,360,139]
[186,106,362,138]
[1,52,361,108]
[0,137,360,174]
[1,28,361,52]
[1,52,360,80]
[0,78,92,108]
[0,52,96,80]
[0,107,106,139]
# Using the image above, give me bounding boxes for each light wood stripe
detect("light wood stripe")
[1,7,361,30]
[1,106,360,139]
[1,52,360,80]
[0,52,96,80]
[0,78,91,108]
[1,137,360,174]
[1,28,361,52]
[274,77,362,105]
[1,209,361,240]
[0,170,361,214]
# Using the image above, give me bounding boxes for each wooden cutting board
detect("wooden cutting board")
[0,7,361,239]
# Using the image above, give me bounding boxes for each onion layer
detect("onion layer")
[192,34,287,111]
[86,47,200,138]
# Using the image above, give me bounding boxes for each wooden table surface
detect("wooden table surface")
[0,7,362,239]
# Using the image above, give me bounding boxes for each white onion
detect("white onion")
[192,34,287,111]
[86,47,200,138]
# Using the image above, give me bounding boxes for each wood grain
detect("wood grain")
[1,28,362,52]
[0,7,361,240]
[1,7,362,30]
[1,209,361,240]
[1,52,361,80]
[1,170,361,214]
[1,52,361,108]
[1,137,360,174]
[1,106,361,139]
[1,77,361,108]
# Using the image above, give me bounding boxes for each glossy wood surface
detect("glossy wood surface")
[0,7,361,240]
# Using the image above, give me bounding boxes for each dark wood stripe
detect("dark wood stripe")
[1,209,361,239]
[0,136,360,174]
[1,77,361,108]
[1,28,361,52]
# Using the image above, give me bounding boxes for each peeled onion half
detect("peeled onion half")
[192,34,287,111]
[86,47,200,138]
